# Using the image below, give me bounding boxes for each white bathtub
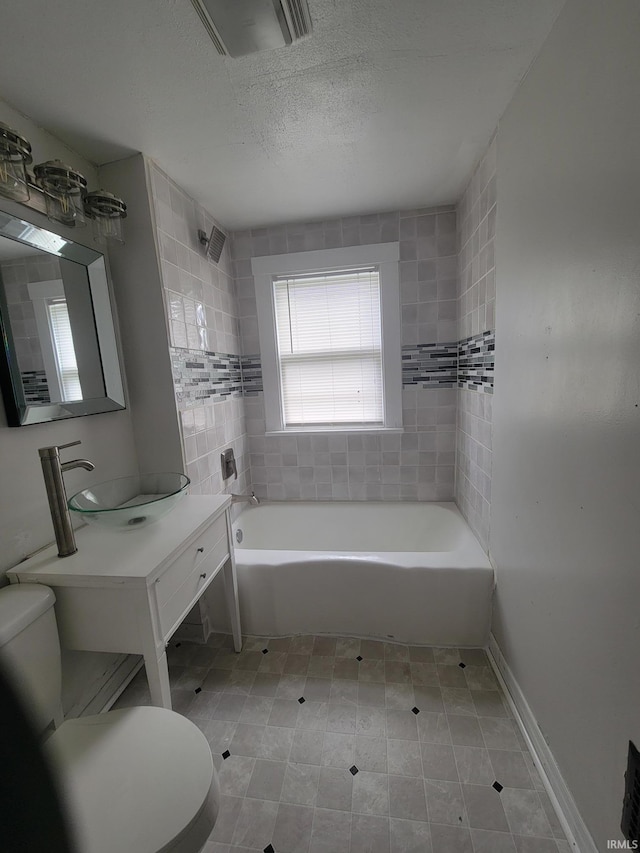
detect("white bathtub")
[231,502,494,646]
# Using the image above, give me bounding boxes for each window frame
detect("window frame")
[252,242,402,434]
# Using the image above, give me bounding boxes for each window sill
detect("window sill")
[265,427,404,436]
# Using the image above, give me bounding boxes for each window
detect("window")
[253,243,402,433]
[47,299,82,402]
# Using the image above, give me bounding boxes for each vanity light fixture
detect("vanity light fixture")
[33,160,88,228]
[85,190,127,245]
[0,122,33,202]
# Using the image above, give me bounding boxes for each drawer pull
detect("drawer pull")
[200,573,207,579]
[197,547,204,553]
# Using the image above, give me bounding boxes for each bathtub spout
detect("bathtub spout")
[231,491,260,506]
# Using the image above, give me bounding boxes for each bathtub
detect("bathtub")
[230,502,494,647]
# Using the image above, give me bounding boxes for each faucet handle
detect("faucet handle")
[38,440,81,460]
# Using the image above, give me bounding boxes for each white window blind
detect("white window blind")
[47,299,82,402]
[273,267,383,427]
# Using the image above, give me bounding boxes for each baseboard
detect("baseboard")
[487,634,598,853]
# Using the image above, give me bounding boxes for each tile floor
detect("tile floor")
[114,635,570,853]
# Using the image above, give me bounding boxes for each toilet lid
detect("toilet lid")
[46,706,216,853]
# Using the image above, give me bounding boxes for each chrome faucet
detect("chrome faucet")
[231,491,260,506]
[39,441,95,558]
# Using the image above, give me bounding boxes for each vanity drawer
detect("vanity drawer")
[155,513,227,610]
[157,526,230,637]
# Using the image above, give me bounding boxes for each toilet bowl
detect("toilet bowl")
[0,584,219,853]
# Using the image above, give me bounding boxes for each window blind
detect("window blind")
[273,267,383,427]
[47,299,82,402]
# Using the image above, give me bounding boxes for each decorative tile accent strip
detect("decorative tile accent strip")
[401,343,458,388]
[21,370,50,404]
[171,348,242,406]
[458,330,495,393]
[240,354,263,394]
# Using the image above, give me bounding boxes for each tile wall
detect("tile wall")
[147,163,250,498]
[231,207,459,502]
[455,138,497,548]
[0,254,62,403]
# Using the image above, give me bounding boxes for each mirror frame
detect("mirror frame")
[0,207,126,426]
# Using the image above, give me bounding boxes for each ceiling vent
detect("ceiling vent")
[191,0,312,57]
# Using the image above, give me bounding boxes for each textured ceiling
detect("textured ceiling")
[0,0,564,229]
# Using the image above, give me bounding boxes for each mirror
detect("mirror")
[0,209,125,426]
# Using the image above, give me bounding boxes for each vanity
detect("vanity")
[7,494,241,710]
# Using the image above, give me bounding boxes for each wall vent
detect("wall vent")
[622,740,640,843]
[198,226,226,264]
[190,0,312,57]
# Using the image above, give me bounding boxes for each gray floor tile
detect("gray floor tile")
[441,686,476,716]
[416,711,451,744]
[326,703,357,734]
[313,637,337,656]
[421,742,458,781]
[272,801,314,852]
[424,779,466,826]
[454,745,494,785]
[428,822,473,852]
[472,688,511,718]
[331,680,359,705]
[305,676,332,702]
[412,684,445,713]
[231,797,279,848]
[462,783,510,831]
[447,714,484,747]
[352,770,390,816]
[479,717,523,750]
[246,758,286,801]
[239,695,274,725]
[489,749,534,789]
[258,725,295,760]
[216,754,255,797]
[316,766,353,811]
[408,646,435,663]
[321,731,355,768]
[356,706,386,738]
[290,729,325,765]
[358,682,387,707]
[281,762,320,806]
[350,814,390,852]
[388,775,428,820]
[229,722,265,757]
[514,837,561,853]
[276,675,307,700]
[360,639,385,659]
[336,637,361,658]
[268,698,301,727]
[384,642,409,662]
[386,709,418,741]
[437,664,468,688]
[471,827,517,852]
[209,795,243,844]
[384,683,415,709]
[359,660,386,683]
[355,736,388,773]
[500,788,554,837]
[388,817,432,853]
[388,739,423,777]
[310,807,351,853]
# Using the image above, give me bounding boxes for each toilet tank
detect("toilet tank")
[0,585,62,732]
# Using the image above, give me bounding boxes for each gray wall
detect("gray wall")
[0,98,139,716]
[490,0,640,847]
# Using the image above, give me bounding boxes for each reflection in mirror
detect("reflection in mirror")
[0,210,125,426]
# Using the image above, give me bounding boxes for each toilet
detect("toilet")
[0,584,220,853]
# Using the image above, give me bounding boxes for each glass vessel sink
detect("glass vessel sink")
[68,473,190,530]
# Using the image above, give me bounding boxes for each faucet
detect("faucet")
[39,441,95,558]
[231,491,260,506]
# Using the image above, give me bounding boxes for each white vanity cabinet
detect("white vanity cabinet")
[7,495,241,710]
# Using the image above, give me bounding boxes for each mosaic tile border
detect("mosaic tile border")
[401,343,458,388]
[241,354,263,394]
[458,330,495,393]
[171,330,495,406]
[171,348,242,406]
[21,370,50,404]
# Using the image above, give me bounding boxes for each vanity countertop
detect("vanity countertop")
[8,494,231,588]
